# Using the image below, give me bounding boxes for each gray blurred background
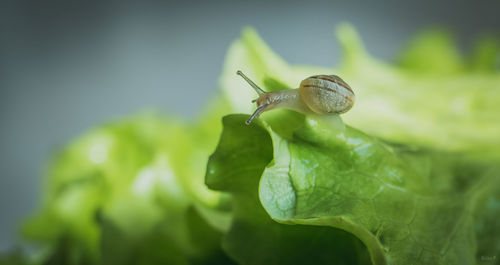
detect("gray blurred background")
[1,0,499,252]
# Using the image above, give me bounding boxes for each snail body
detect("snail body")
[236,71,355,125]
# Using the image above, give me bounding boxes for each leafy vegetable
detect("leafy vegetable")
[210,24,500,264]
[206,115,371,265]
[21,113,234,265]
[220,24,500,156]
[207,114,499,265]
[8,23,499,265]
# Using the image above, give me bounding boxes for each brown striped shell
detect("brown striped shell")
[298,75,355,114]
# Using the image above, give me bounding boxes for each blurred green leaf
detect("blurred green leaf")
[22,112,233,265]
[471,35,500,72]
[0,249,30,265]
[397,29,465,74]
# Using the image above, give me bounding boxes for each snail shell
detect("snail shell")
[299,75,355,114]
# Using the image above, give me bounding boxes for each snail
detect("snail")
[236,71,355,125]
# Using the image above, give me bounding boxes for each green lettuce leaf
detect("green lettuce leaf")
[22,112,234,265]
[0,249,29,265]
[474,183,500,264]
[207,114,500,265]
[206,115,370,265]
[396,28,465,74]
[219,24,500,156]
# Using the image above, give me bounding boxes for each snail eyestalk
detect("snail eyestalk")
[237,70,269,125]
[246,104,267,125]
[236,70,265,95]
